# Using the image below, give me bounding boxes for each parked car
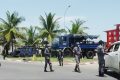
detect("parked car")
[104,41,120,74]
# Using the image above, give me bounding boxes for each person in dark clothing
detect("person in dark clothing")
[44,44,54,72]
[57,49,64,66]
[73,44,82,73]
[2,50,6,60]
[96,40,105,77]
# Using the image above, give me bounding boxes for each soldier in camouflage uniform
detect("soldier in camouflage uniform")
[73,44,82,73]
[44,44,54,72]
[57,49,64,66]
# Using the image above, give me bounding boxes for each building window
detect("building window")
[114,37,116,41]
[119,27,120,30]
[119,32,120,35]
[109,42,111,45]
[109,32,111,35]
[119,37,120,40]
[114,31,116,35]
[109,37,111,40]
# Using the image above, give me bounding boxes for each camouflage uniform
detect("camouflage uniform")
[44,46,54,72]
[73,45,81,73]
[57,49,64,66]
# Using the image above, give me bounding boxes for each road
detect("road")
[0,60,119,80]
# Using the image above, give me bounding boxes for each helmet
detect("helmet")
[98,40,104,45]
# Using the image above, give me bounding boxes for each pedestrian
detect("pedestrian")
[96,40,105,77]
[44,44,54,72]
[2,49,7,60]
[57,49,64,66]
[73,44,82,73]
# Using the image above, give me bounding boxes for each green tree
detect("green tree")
[0,11,25,56]
[68,19,88,34]
[0,24,5,44]
[21,26,39,46]
[39,12,66,44]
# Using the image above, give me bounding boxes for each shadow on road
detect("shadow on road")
[105,71,120,80]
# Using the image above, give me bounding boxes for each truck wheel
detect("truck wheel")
[86,51,94,59]
[63,48,73,56]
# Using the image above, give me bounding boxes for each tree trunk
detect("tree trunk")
[12,40,14,52]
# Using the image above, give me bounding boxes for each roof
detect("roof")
[105,29,116,32]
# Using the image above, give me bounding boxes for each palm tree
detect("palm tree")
[0,11,25,56]
[68,19,88,34]
[21,26,39,46]
[39,12,66,44]
[0,24,5,44]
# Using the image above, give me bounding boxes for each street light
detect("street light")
[64,5,71,29]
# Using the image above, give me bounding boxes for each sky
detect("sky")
[0,0,120,41]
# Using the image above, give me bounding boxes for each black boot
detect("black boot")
[77,64,81,73]
[77,67,81,73]
[74,65,78,72]
[61,62,63,66]
[99,71,104,77]
[44,70,48,72]
[44,65,47,72]
[99,66,104,77]
[59,60,61,66]
[50,64,54,72]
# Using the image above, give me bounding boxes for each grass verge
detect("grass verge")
[7,56,98,63]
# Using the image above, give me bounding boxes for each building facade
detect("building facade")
[105,24,120,48]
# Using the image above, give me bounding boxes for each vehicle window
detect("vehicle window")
[62,37,67,41]
[108,45,114,52]
[113,44,120,51]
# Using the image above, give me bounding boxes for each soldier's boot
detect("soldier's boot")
[99,71,102,76]
[44,64,48,72]
[74,64,78,72]
[100,66,104,77]
[99,65,104,77]
[44,68,48,72]
[49,63,54,72]
[61,62,63,66]
[77,65,81,73]
[60,60,63,66]
[59,61,61,66]
[3,56,5,60]
[99,71,104,77]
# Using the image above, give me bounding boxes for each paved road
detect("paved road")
[0,60,119,80]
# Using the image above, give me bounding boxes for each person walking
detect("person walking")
[57,49,64,66]
[44,44,54,72]
[73,44,82,73]
[96,40,105,77]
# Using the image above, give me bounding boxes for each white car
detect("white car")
[104,41,120,74]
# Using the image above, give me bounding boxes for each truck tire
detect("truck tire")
[63,48,73,56]
[86,51,94,59]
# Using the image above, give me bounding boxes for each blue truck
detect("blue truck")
[10,46,38,57]
[52,34,99,59]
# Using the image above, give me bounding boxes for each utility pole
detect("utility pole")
[64,5,71,29]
